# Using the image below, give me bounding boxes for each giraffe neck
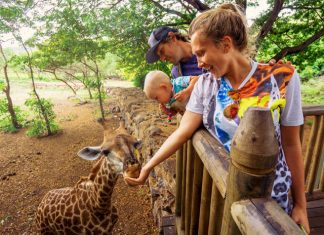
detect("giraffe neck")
[89,157,119,213]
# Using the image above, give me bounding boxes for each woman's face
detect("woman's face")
[191,32,228,78]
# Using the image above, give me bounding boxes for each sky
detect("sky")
[3,0,269,49]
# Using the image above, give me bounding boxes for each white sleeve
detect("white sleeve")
[281,70,304,126]
[186,75,204,114]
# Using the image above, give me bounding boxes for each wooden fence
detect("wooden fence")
[175,105,324,235]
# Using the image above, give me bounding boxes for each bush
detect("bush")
[0,98,26,133]
[25,94,60,137]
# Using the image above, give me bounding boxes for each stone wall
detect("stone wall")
[107,87,178,230]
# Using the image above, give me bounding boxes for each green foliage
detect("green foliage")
[0,98,25,133]
[24,94,59,137]
[254,0,323,79]
[301,77,324,104]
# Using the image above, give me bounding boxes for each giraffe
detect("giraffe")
[35,118,142,234]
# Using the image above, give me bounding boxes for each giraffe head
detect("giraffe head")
[77,118,142,178]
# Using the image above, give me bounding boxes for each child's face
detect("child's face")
[152,85,172,104]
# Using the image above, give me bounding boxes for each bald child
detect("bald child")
[144,70,198,117]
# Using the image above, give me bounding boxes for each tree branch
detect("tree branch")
[256,0,284,45]
[149,0,187,18]
[181,0,210,12]
[272,27,324,60]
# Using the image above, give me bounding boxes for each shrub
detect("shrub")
[25,94,60,137]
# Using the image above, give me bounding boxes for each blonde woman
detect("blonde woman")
[126,3,309,233]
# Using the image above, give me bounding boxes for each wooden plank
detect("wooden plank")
[302,105,324,116]
[307,115,324,193]
[198,167,212,235]
[304,116,321,188]
[309,216,324,228]
[208,183,224,235]
[192,129,229,198]
[181,143,187,230]
[251,198,304,234]
[175,216,185,235]
[307,199,324,209]
[310,226,324,235]
[306,190,324,201]
[189,153,203,235]
[185,140,194,235]
[307,206,324,218]
[176,147,183,216]
[300,123,304,145]
[231,199,303,235]
[321,159,324,191]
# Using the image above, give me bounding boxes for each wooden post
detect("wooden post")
[181,142,187,229]
[190,152,203,235]
[306,115,324,192]
[198,167,212,235]
[300,123,304,145]
[185,140,194,235]
[220,107,279,235]
[208,183,224,235]
[176,147,184,216]
[304,116,321,185]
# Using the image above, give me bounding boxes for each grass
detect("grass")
[301,76,324,105]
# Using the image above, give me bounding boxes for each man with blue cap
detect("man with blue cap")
[146,26,203,79]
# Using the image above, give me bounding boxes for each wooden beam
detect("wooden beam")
[189,152,203,235]
[231,198,304,235]
[192,129,229,198]
[198,167,212,235]
[208,183,225,235]
[185,140,194,234]
[306,115,324,193]
[181,143,187,230]
[175,147,183,216]
[302,105,324,116]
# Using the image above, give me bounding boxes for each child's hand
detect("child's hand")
[159,104,177,116]
[174,89,189,102]
[291,205,310,234]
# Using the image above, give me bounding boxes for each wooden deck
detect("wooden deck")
[308,198,324,235]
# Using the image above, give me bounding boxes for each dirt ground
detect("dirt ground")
[0,81,159,234]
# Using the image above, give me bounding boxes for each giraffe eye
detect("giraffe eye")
[102,150,110,156]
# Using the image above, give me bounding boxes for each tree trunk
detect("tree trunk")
[0,44,21,129]
[94,61,105,120]
[3,65,21,129]
[20,41,52,136]
[52,70,76,95]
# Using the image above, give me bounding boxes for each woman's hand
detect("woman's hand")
[124,165,152,186]
[291,204,310,234]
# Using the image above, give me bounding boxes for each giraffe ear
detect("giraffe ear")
[78,146,101,161]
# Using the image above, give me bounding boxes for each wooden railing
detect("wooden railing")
[301,105,324,201]
[175,105,324,235]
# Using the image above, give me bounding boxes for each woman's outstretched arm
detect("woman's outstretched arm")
[125,111,203,186]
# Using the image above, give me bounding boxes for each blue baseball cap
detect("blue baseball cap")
[146,26,178,63]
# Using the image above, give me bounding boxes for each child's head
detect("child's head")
[144,70,173,104]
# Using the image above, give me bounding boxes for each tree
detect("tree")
[0,1,30,130]
[99,0,322,83]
